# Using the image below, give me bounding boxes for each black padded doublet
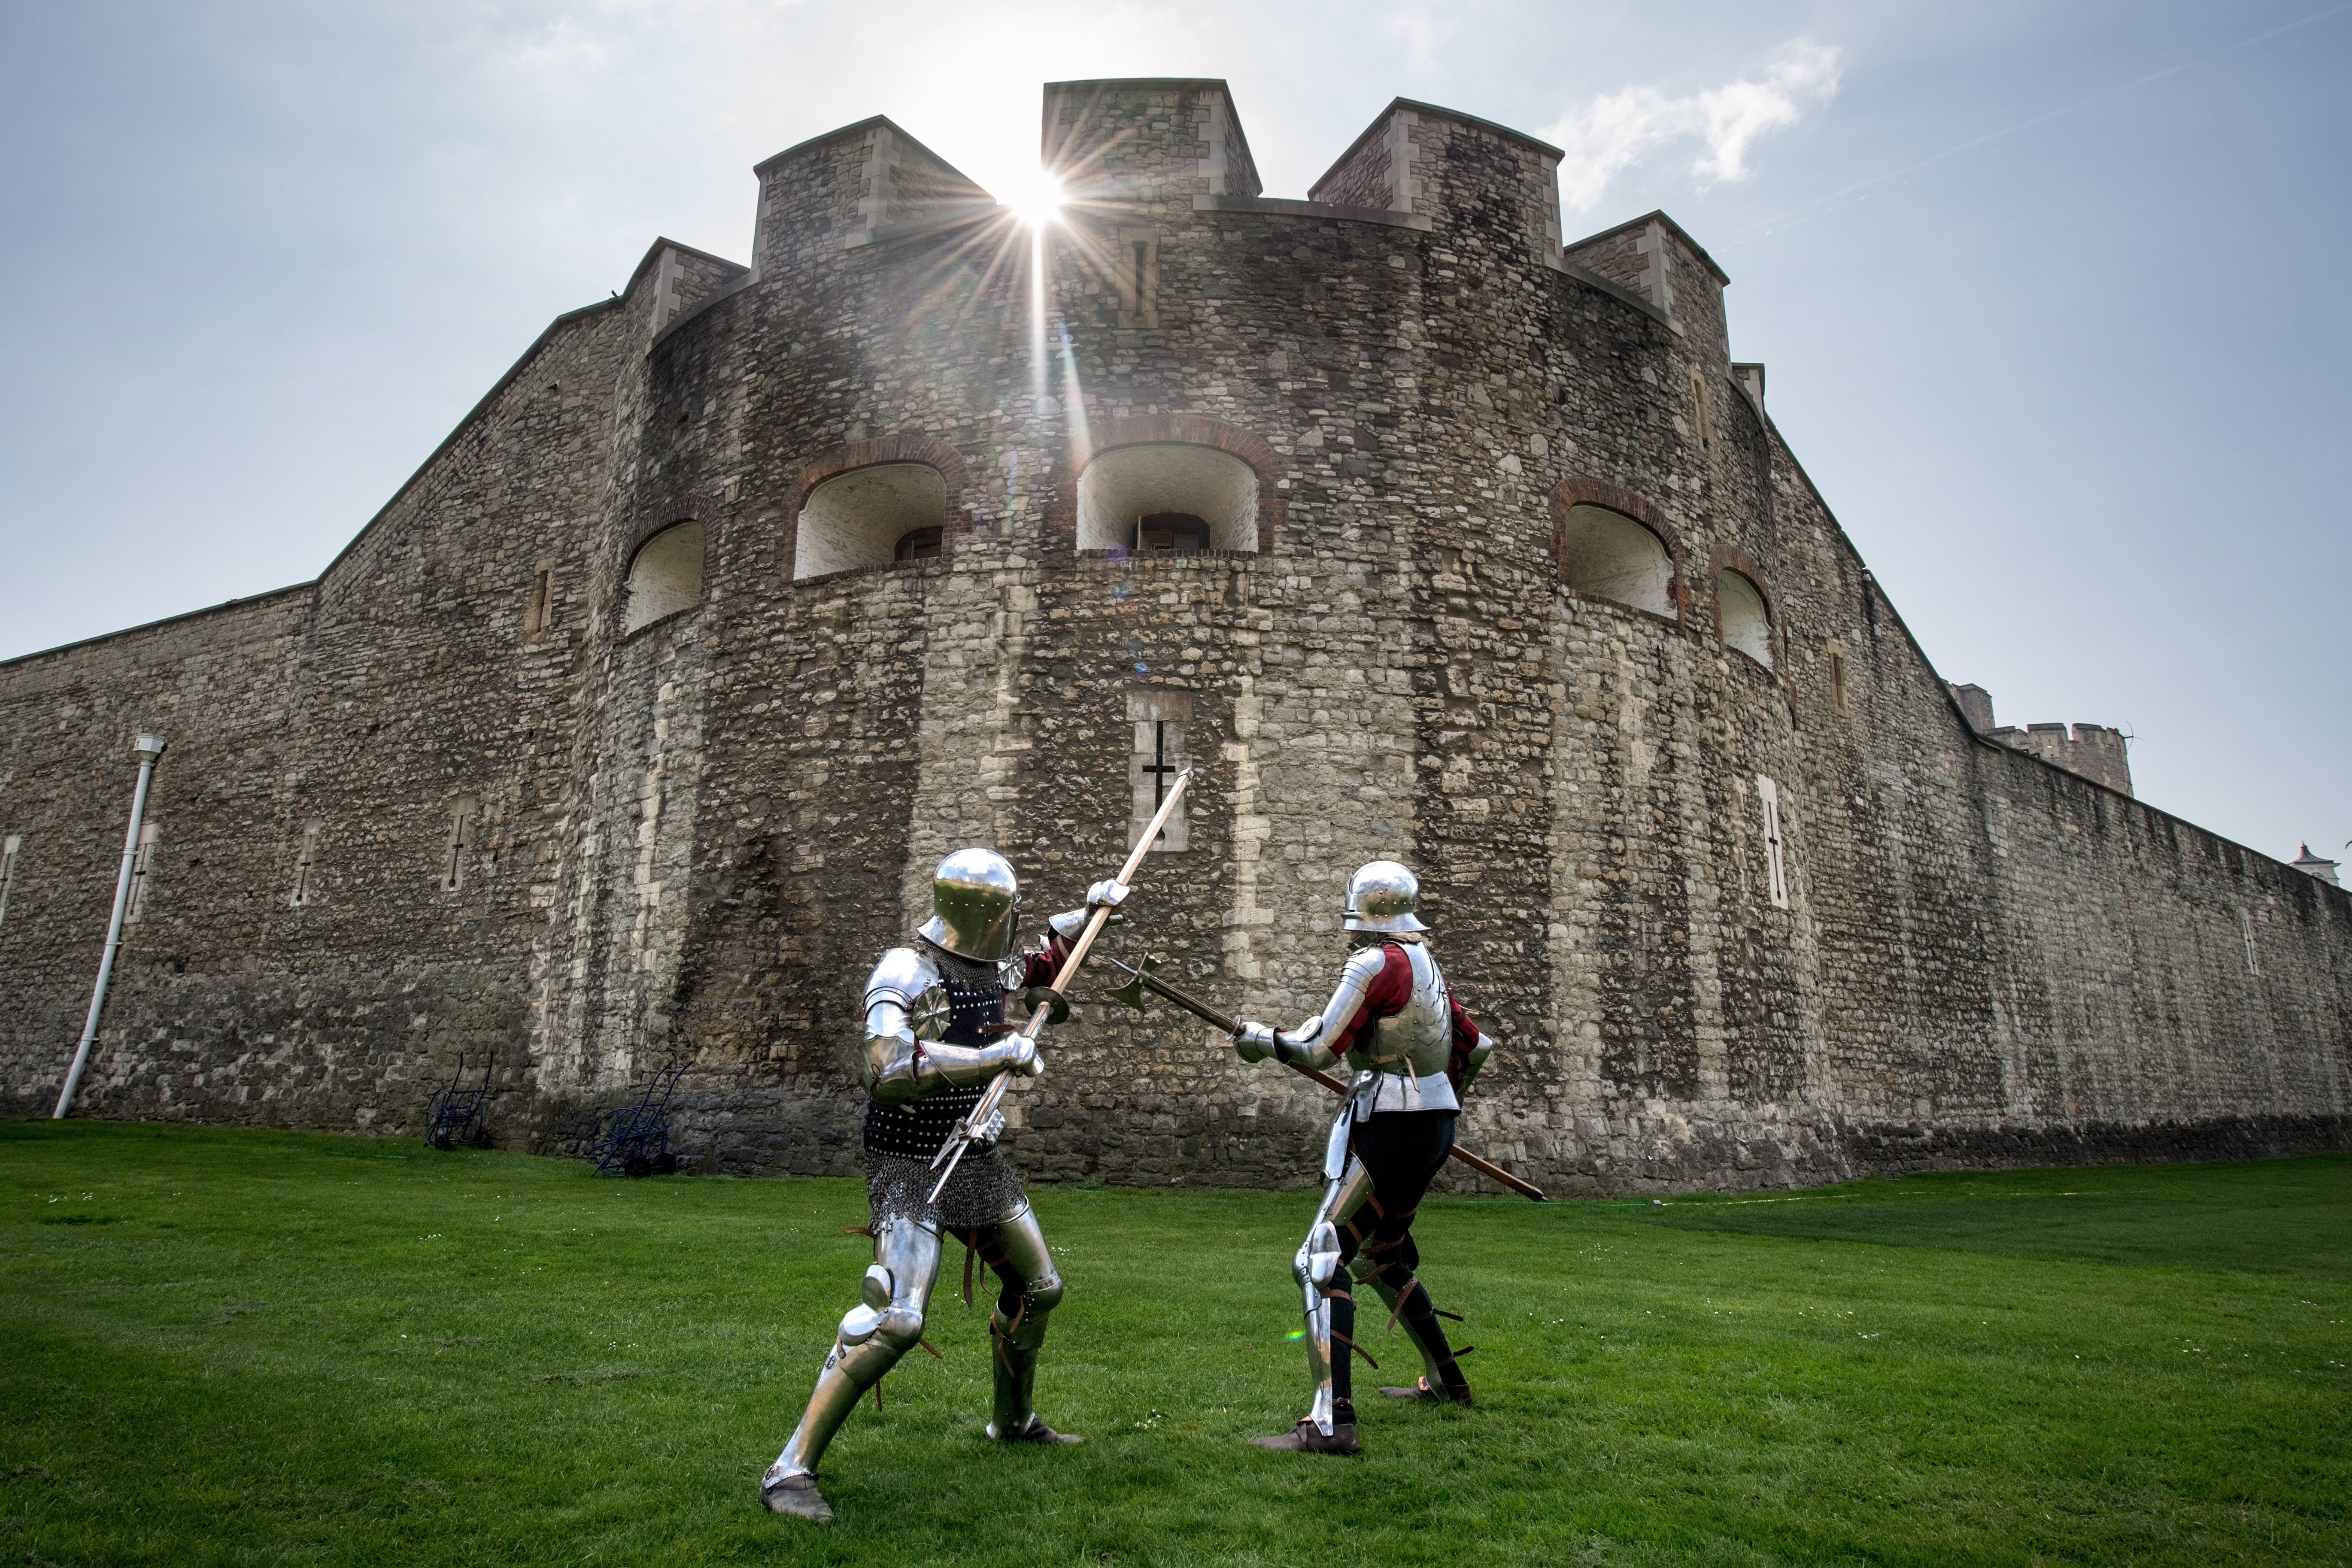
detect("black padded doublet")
[860,950,1007,1161]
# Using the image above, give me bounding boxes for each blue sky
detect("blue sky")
[2,1,2344,871]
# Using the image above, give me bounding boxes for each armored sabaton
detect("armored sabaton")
[1233,859,1490,1453]
[762,848,1113,1522]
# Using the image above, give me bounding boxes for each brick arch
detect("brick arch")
[624,494,723,571]
[1706,542,1781,667]
[1547,474,1685,619]
[776,433,973,576]
[618,503,718,638]
[1066,415,1286,554]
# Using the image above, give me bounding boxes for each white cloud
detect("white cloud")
[1545,41,1842,212]
[1387,11,1458,72]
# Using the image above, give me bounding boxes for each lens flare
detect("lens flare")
[1005,169,1065,228]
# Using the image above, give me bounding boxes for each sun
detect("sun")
[1004,168,1065,227]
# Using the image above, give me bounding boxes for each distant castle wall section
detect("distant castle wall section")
[3,81,2344,1187]
[0,243,734,1134]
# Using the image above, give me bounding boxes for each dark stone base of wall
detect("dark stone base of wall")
[15,1073,2349,1201]
[1829,1111,2352,1180]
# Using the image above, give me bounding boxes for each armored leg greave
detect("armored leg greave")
[764,1214,942,1486]
[982,1204,1064,1439]
[1361,1261,1470,1400]
[1293,1159,1375,1436]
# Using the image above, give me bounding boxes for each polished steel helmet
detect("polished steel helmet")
[918,848,1021,961]
[1342,859,1427,934]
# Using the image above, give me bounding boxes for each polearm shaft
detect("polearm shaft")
[1104,956,1548,1203]
[926,768,1195,1204]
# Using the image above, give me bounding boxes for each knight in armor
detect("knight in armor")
[1228,859,1490,1455]
[758,848,1124,1522]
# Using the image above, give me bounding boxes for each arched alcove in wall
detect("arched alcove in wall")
[794,463,948,579]
[1717,569,1773,668]
[1559,504,1675,616]
[623,521,704,633]
[1077,444,1259,553]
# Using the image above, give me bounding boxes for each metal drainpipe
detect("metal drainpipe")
[54,734,167,1119]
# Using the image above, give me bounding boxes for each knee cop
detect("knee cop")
[1294,1219,1343,1292]
[838,1261,927,1352]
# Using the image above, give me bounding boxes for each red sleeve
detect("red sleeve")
[1016,932,1075,989]
[1330,943,1414,1057]
[1445,995,1483,1095]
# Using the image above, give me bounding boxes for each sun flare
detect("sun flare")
[1005,169,1065,227]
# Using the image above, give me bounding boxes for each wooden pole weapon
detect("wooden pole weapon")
[925,768,1195,1204]
[1103,954,1547,1202]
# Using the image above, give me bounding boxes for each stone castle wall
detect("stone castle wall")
[3,79,2346,1192]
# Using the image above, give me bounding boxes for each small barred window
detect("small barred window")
[0,834,20,933]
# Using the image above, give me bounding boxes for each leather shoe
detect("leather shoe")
[1380,1377,1473,1406]
[1250,1419,1361,1455]
[759,1474,832,1522]
[990,1415,1083,1444]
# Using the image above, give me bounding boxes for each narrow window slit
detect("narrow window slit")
[443,812,471,892]
[126,822,161,922]
[292,822,321,907]
[1756,776,1789,910]
[1127,692,1191,852]
[0,834,20,936]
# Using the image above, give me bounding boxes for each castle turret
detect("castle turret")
[1957,684,2133,796]
[2292,845,2343,886]
[1311,97,1563,270]
[5,73,2343,1201]
[751,115,992,272]
[1043,78,1261,214]
[1949,682,1996,733]
[1561,209,1732,367]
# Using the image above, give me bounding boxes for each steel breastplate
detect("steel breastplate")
[1342,943,1452,1080]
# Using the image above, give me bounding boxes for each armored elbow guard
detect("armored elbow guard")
[862,1019,924,1103]
[1448,1026,1492,1097]
[1460,1037,1491,1094]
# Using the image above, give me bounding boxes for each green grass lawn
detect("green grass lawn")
[2,1121,2346,1567]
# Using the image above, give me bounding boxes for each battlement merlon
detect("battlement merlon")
[1563,209,1733,363]
[1312,97,1566,272]
[1984,723,2134,798]
[751,114,996,271]
[1042,78,1263,213]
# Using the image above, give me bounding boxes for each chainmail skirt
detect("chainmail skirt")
[865,1144,1028,1231]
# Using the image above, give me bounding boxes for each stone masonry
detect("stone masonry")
[1949,682,2133,797]
[3,79,2346,1192]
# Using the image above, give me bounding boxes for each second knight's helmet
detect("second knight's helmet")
[919,848,1021,961]
[1342,859,1428,934]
